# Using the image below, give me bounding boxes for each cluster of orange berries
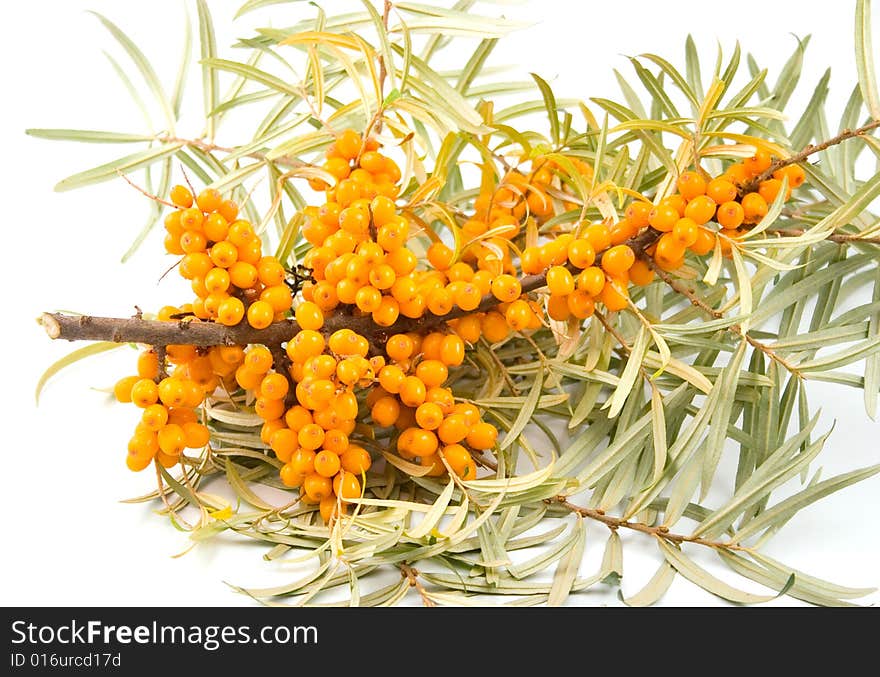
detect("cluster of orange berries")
[110,127,808,524]
[114,342,211,472]
[164,185,292,329]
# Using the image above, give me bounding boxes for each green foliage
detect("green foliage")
[32,0,880,606]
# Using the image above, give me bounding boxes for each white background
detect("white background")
[1,0,878,607]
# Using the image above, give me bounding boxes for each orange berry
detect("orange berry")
[336,129,363,160]
[454,282,482,311]
[179,252,213,280]
[415,402,445,430]
[427,242,455,271]
[439,335,465,366]
[654,233,686,271]
[260,373,290,401]
[378,365,406,394]
[437,413,468,445]
[399,376,427,407]
[741,192,769,224]
[505,299,534,331]
[209,241,238,268]
[257,257,286,287]
[723,163,749,185]
[415,360,448,388]
[451,315,482,343]
[716,201,745,229]
[180,207,204,231]
[629,259,655,286]
[585,223,611,252]
[386,334,414,362]
[313,450,341,478]
[567,289,596,318]
[743,149,772,176]
[599,277,630,311]
[672,218,699,247]
[577,266,606,296]
[114,375,140,403]
[217,296,245,326]
[521,246,544,274]
[141,404,169,432]
[130,379,160,408]
[260,285,293,313]
[157,424,187,456]
[648,204,679,232]
[547,294,571,321]
[567,238,596,269]
[279,463,305,488]
[426,287,454,316]
[270,428,299,462]
[706,177,737,204]
[772,164,806,188]
[255,397,285,421]
[601,245,635,276]
[625,201,652,229]
[490,274,522,303]
[298,423,326,451]
[677,171,707,200]
[341,446,372,474]
[247,300,274,329]
[170,185,193,208]
[689,227,717,255]
[443,443,476,479]
[183,422,210,449]
[466,422,498,450]
[333,471,362,501]
[204,212,230,242]
[546,266,575,295]
[180,230,207,253]
[303,473,333,502]
[662,194,688,217]
[759,178,791,205]
[195,188,222,213]
[683,195,717,225]
[371,396,401,427]
[372,295,401,326]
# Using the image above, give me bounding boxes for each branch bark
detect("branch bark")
[739,119,880,194]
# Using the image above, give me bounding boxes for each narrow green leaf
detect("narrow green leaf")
[864,269,880,418]
[547,518,585,606]
[620,561,676,607]
[26,129,154,144]
[54,143,182,192]
[498,370,543,450]
[89,12,175,132]
[531,73,560,145]
[35,341,123,404]
[606,327,649,418]
[171,9,192,119]
[856,0,880,119]
[732,463,880,543]
[195,0,219,139]
[658,540,787,604]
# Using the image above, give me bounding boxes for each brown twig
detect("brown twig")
[740,119,880,194]
[766,228,880,245]
[636,251,804,379]
[639,252,723,319]
[551,497,750,552]
[400,563,436,607]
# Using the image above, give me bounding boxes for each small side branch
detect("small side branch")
[740,119,880,194]
[552,497,750,552]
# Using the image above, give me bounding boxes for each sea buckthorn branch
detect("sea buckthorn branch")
[550,497,751,553]
[739,118,880,195]
[767,228,880,245]
[636,250,805,378]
